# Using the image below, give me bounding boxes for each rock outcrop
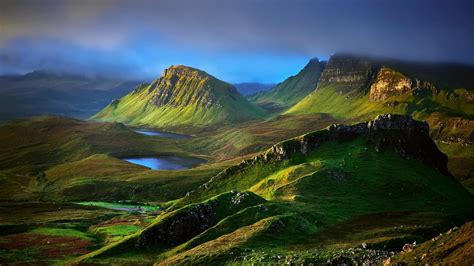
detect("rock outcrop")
[369,67,437,102]
[204,114,450,188]
[150,65,237,108]
[92,65,265,127]
[392,221,474,264]
[316,54,374,93]
[132,191,264,249]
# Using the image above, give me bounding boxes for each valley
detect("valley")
[0,54,473,264]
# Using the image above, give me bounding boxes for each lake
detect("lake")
[122,155,206,170]
[133,128,191,139]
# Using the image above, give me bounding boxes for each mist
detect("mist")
[1,0,473,83]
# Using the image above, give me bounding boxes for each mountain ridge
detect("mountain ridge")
[250,58,325,109]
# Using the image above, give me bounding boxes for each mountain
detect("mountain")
[286,54,473,142]
[93,65,266,128]
[250,58,325,110]
[233,82,274,96]
[284,54,474,186]
[78,114,473,264]
[0,71,137,122]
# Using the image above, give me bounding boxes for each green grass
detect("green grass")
[93,66,267,128]
[79,133,473,264]
[77,201,160,213]
[287,83,474,144]
[93,224,141,242]
[29,227,93,240]
[250,59,323,109]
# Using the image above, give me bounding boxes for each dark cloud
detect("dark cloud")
[1,0,473,82]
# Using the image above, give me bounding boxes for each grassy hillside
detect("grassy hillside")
[391,220,474,264]
[0,115,234,202]
[78,115,473,264]
[250,58,324,110]
[285,54,474,189]
[93,65,266,128]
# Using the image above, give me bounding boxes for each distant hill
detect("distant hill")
[0,71,137,122]
[233,82,274,96]
[93,65,266,128]
[250,58,325,110]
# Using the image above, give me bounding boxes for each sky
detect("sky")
[1,0,473,83]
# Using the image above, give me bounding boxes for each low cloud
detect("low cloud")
[1,0,473,82]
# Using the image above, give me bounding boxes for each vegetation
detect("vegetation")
[93,65,266,127]
[250,58,324,110]
[76,117,473,264]
[1,56,473,264]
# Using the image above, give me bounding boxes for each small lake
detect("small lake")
[122,155,206,170]
[133,128,191,139]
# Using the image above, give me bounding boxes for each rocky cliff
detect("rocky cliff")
[369,67,438,102]
[116,191,265,250]
[92,65,266,127]
[150,65,238,108]
[316,54,374,93]
[204,114,450,188]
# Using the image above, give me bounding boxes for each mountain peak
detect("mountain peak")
[163,65,210,79]
[93,65,265,127]
[300,57,322,72]
[250,57,325,108]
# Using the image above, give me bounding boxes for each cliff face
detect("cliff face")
[92,65,266,127]
[369,67,437,102]
[131,191,264,249]
[206,114,450,187]
[316,54,374,93]
[150,65,238,108]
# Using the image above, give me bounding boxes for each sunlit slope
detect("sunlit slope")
[250,58,325,109]
[81,115,473,264]
[286,55,474,143]
[93,65,266,128]
[285,55,474,188]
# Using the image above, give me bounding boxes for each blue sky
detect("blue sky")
[1,0,473,83]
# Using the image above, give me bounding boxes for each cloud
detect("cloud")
[1,0,473,82]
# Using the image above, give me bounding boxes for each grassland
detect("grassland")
[285,85,474,189]
[77,134,473,264]
[1,91,472,264]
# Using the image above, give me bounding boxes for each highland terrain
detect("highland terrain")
[0,54,473,264]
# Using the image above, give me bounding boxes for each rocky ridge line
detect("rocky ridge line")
[202,114,450,189]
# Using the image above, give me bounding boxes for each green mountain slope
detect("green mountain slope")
[92,65,266,128]
[285,54,474,188]
[286,54,473,143]
[79,115,473,264]
[250,58,325,110]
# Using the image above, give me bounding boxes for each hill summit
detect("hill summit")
[250,58,325,109]
[93,65,265,128]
